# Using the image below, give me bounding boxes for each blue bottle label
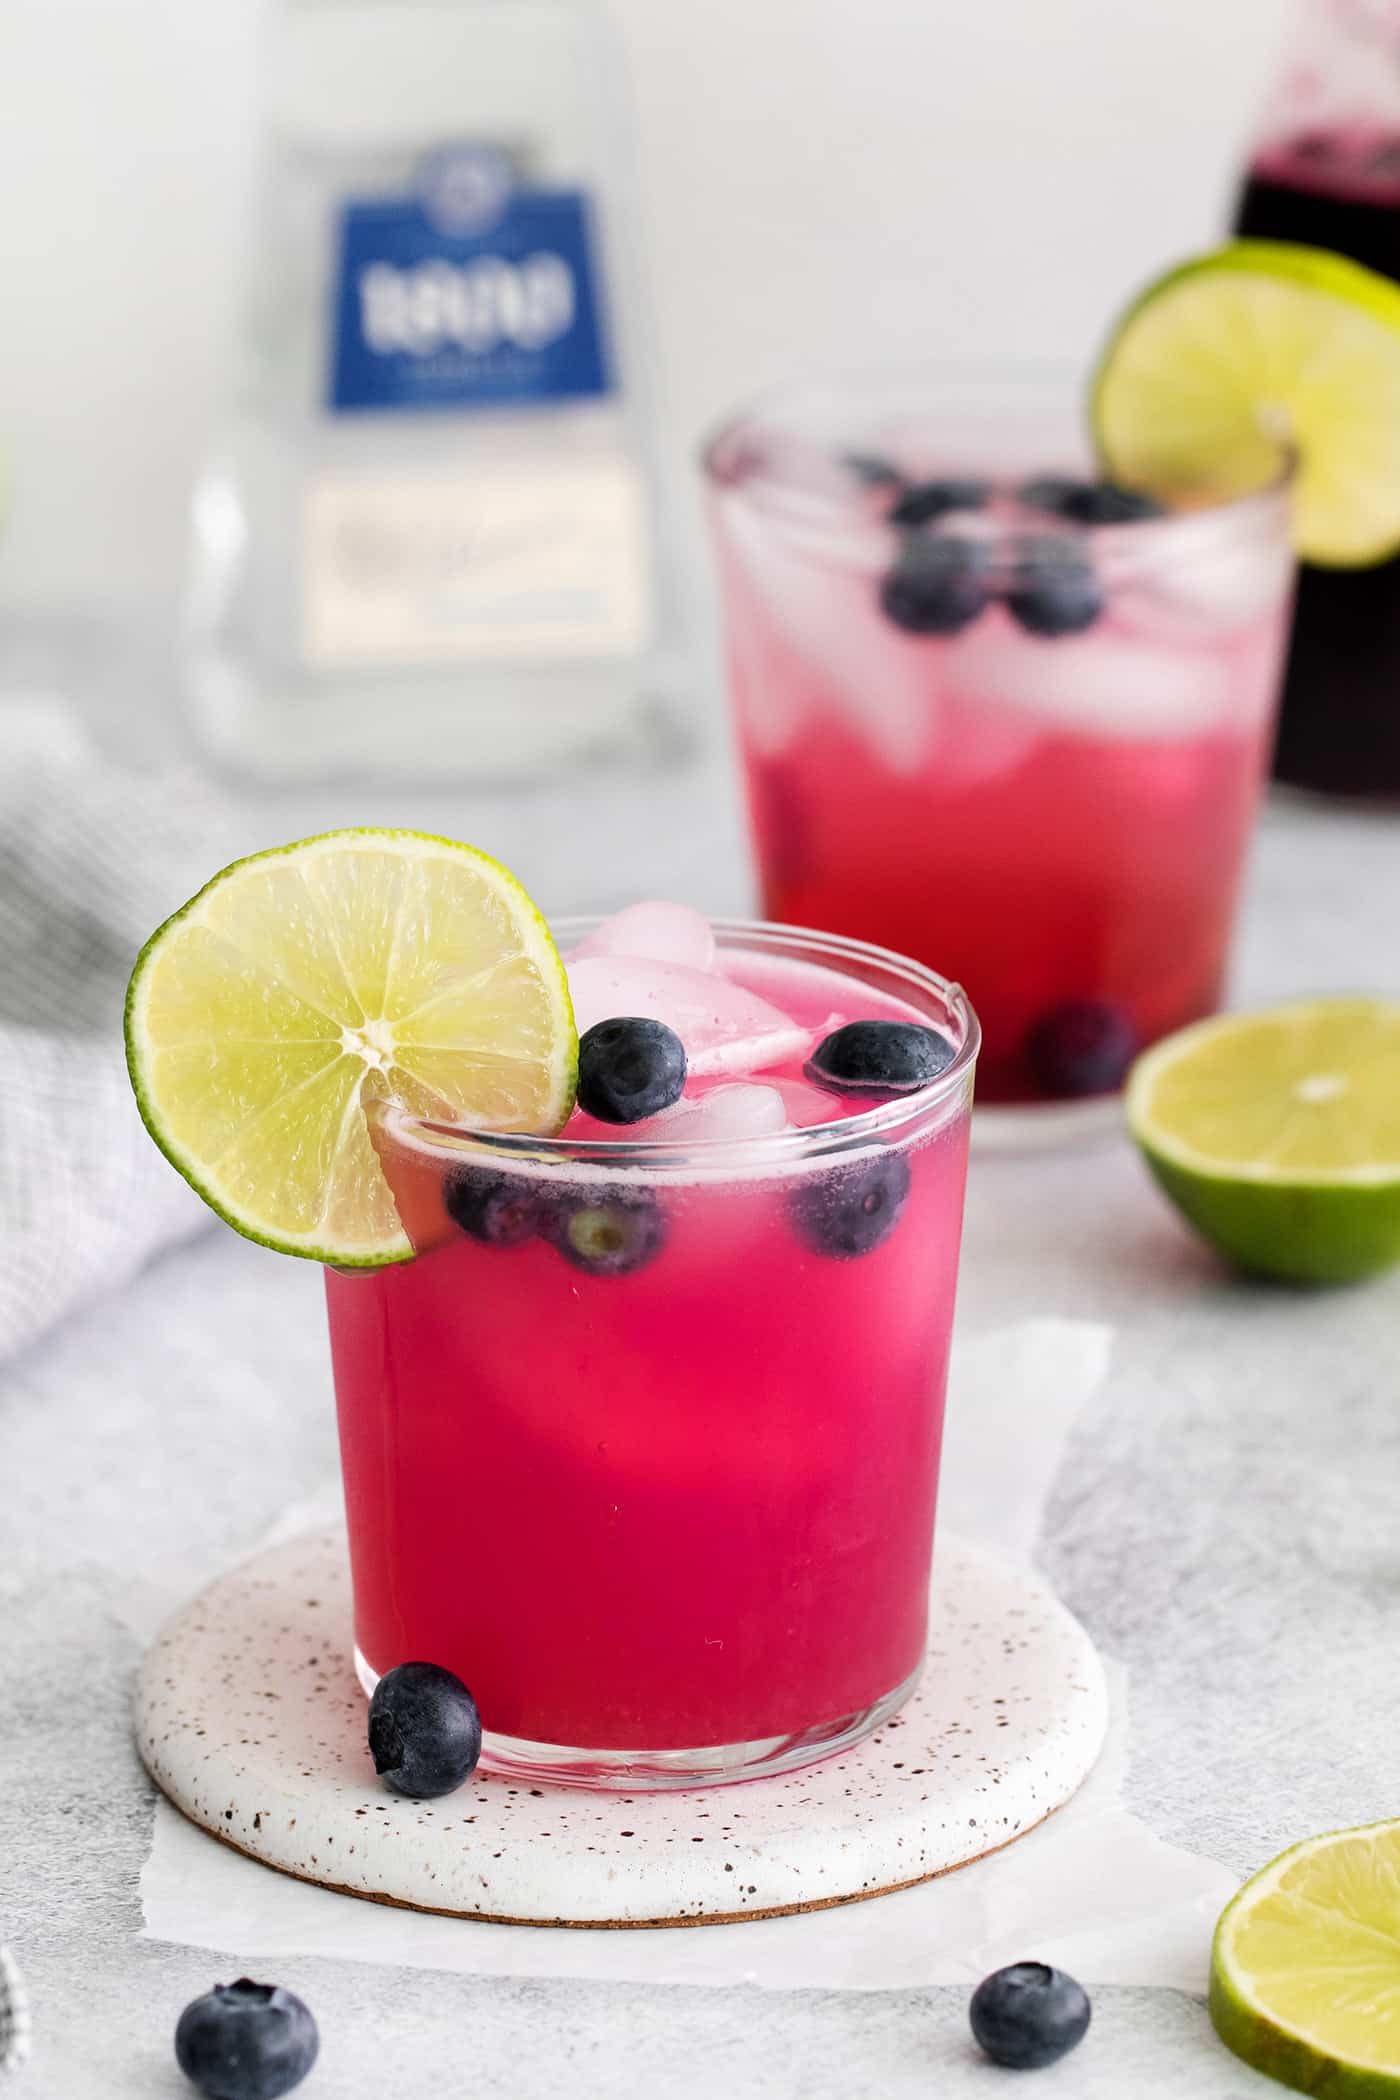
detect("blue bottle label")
[327,147,613,414]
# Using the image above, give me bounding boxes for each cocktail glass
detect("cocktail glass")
[704,376,1294,1130]
[325,917,977,1789]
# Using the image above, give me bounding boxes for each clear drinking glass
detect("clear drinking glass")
[324,919,978,1789]
[703,377,1294,1130]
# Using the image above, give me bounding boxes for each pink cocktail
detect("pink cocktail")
[325,915,977,1788]
[704,380,1294,1109]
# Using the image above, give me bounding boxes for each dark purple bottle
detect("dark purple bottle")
[1234,6,1400,798]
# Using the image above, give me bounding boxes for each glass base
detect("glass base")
[971,1092,1124,1153]
[355,1648,922,1791]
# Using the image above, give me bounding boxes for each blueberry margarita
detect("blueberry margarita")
[705,380,1294,1105]
[327,904,977,1787]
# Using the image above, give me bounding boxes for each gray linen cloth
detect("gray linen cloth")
[0,702,247,1362]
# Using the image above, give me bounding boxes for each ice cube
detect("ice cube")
[721,492,942,775]
[647,1082,790,1142]
[574,901,716,974]
[1116,532,1293,642]
[950,605,1231,740]
[568,956,813,1076]
[766,1076,846,1129]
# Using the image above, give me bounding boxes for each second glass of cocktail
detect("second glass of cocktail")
[705,377,1294,1124]
[327,910,977,1787]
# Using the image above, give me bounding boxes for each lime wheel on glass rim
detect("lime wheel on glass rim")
[1092,239,1400,566]
[124,829,578,1267]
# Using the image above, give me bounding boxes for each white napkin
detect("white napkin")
[135,1319,1239,1990]
[0,702,241,1361]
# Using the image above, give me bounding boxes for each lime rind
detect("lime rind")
[1092,240,1400,568]
[1211,1819,1400,2098]
[124,828,577,1268]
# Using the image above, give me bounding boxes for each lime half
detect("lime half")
[1092,241,1400,566]
[125,829,577,1266]
[1211,1819,1400,2096]
[1126,999,1400,1284]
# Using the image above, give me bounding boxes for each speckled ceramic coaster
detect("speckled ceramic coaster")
[135,1528,1107,1928]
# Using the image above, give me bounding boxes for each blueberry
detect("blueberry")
[1020,474,1162,525]
[368,1661,481,1800]
[843,450,904,490]
[887,477,989,528]
[551,1187,667,1277]
[879,535,992,636]
[577,1018,687,1125]
[790,1150,911,1260]
[806,1020,955,1098]
[969,1962,1091,2070]
[1004,536,1104,636]
[444,1165,544,1247]
[1025,1000,1138,1099]
[175,1979,319,2100]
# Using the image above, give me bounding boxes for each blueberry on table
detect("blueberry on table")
[1020,474,1163,524]
[790,1150,911,1259]
[1025,1000,1139,1099]
[368,1661,482,1800]
[444,1165,544,1248]
[1004,536,1105,637]
[175,1979,319,2100]
[806,1020,955,1098]
[879,535,992,636]
[887,477,990,528]
[969,1962,1091,2069]
[577,1017,687,1124]
[551,1187,668,1277]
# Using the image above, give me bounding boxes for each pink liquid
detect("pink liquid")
[325,939,972,1758]
[710,456,1293,1104]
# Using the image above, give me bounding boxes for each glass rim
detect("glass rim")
[699,367,1297,581]
[386,915,980,1174]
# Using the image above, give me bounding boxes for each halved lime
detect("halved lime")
[1125,999,1400,1284]
[1211,1819,1400,2096]
[125,829,577,1266]
[1092,241,1400,566]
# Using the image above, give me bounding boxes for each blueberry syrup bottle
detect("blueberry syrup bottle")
[1234,0,1400,798]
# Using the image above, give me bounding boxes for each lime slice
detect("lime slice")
[1211,1819,1400,2096]
[125,829,576,1266]
[1125,999,1400,1284]
[1092,241,1400,566]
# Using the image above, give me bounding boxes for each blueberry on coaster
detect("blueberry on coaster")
[1020,475,1163,525]
[1005,536,1105,637]
[789,1151,912,1259]
[175,1979,319,2100]
[879,534,992,636]
[887,477,990,528]
[806,1020,955,1099]
[551,1187,668,1277]
[368,1661,482,1801]
[970,1962,1091,2070]
[577,1017,687,1124]
[1025,1000,1139,1099]
[444,1165,545,1248]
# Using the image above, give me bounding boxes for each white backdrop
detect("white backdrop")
[1,0,1290,621]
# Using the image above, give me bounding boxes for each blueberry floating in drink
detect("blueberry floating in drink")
[879,534,993,635]
[550,1186,668,1277]
[1019,474,1163,525]
[576,1016,687,1124]
[969,1963,1091,2070]
[368,1661,482,1799]
[175,1979,319,2100]
[1025,1000,1139,1099]
[1005,537,1105,636]
[807,1020,955,1098]
[790,1150,912,1259]
[888,477,990,527]
[444,1165,545,1248]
